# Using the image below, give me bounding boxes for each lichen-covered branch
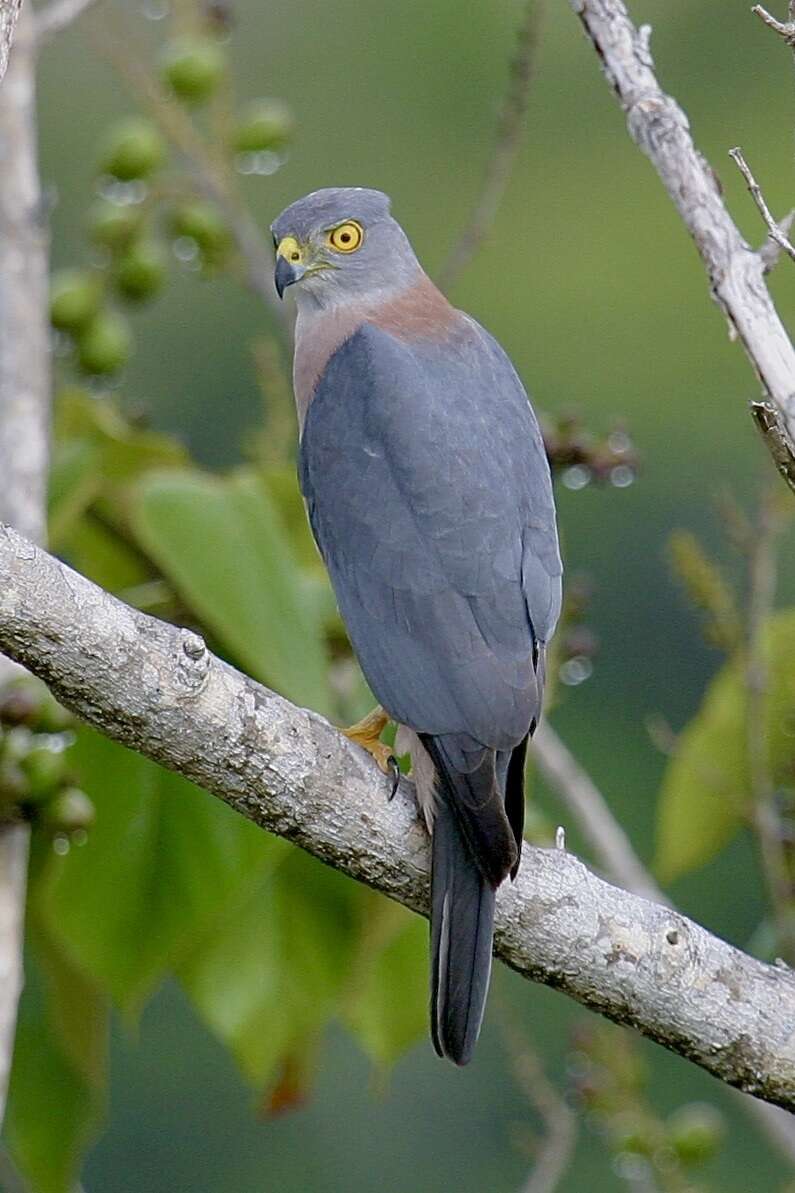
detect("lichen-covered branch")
[0,0,49,1127]
[570,0,795,478]
[0,524,793,1110]
[0,0,22,84]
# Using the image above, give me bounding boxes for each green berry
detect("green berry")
[667,1103,724,1166]
[2,727,34,764]
[43,788,95,834]
[100,117,166,182]
[232,99,294,153]
[160,36,226,105]
[115,239,167,302]
[50,269,103,334]
[21,742,68,799]
[87,200,144,252]
[76,310,132,376]
[36,694,74,734]
[611,1112,658,1157]
[169,200,230,263]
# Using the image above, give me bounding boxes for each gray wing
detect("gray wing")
[299,318,561,752]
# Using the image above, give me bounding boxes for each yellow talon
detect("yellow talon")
[343,706,400,797]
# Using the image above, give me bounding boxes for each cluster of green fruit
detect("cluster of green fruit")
[157,32,294,152]
[49,27,293,378]
[0,678,94,844]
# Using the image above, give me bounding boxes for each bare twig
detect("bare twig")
[570,0,795,485]
[532,720,666,905]
[0,524,794,1109]
[0,0,49,1126]
[730,147,795,265]
[496,997,577,1193]
[753,4,795,43]
[439,0,541,290]
[760,210,795,274]
[0,0,22,84]
[34,0,98,42]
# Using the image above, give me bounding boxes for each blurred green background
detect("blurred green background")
[15,0,795,1188]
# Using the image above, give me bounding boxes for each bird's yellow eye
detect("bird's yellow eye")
[327,221,363,253]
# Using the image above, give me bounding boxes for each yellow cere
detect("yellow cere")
[276,235,303,263]
[327,221,363,253]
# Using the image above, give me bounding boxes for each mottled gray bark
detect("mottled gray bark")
[0,1,49,1127]
[0,524,793,1110]
[0,0,22,84]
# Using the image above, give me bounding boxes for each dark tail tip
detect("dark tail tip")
[430,802,496,1065]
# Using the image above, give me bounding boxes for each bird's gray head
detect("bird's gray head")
[270,187,421,310]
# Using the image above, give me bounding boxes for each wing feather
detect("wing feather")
[299,317,561,748]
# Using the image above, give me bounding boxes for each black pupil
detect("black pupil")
[341,231,351,242]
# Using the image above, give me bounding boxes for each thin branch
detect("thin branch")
[495,997,576,1193]
[439,0,542,290]
[730,147,795,265]
[760,210,795,274]
[753,4,795,43]
[0,0,22,84]
[0,0,49,1127]
[0,525,794,1109]
[34,0,98,42]
[570,0,795,485]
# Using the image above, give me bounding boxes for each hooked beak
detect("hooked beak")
[274,236,306,299]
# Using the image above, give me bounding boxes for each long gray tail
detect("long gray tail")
[429,798,496,1066]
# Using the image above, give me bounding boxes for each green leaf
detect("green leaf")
[55,387,188,486]
[655,609,795,882]
[344,895,427,1069]
[5,841,108,1193]
[59,515,151,592]
[179,850,357,1088]
[129,468,332,711]
[47,438,102,549]
[36,727,275,1012]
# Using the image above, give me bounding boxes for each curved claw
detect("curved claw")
[387,755,400,801]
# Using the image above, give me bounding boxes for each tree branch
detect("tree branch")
[532,717,795,1162]
[570,0,795,483]
[0,0,50,1127]
[0,525,794,1110]
[753,4,795,45]
[0,0,22,84]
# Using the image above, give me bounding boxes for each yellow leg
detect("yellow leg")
[343,706,400,796]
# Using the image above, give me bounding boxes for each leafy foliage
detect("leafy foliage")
[655,610,795,882]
